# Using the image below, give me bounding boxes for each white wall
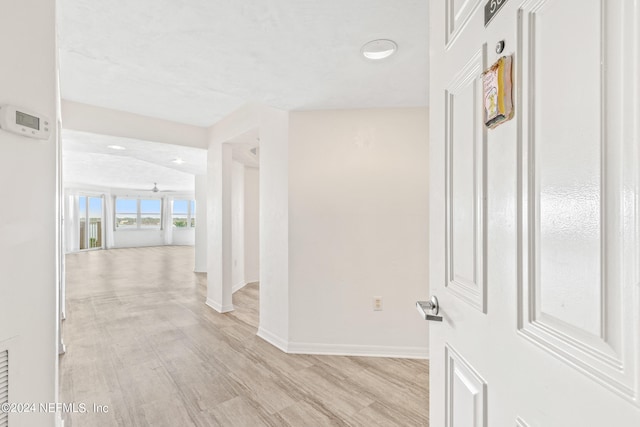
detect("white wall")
[208,105,428,357]
[256,107,290,347]
[206,104,290,346]
[229,162,260,292]
[207,138,234,312]
[194,174,208,272]
[62,100,208,149]
[231,161,246,291]
[171,229,196,246]
[113,229,166,248]
[0,1,59,425]
[64,194,80,253]
[244,166,260,284]
[287,108,430,358]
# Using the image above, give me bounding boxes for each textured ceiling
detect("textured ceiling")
[63,130,259,192]
[58,0,429,127]
[62,130,206,192]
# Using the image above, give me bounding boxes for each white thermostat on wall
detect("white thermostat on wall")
[0,104,51,140]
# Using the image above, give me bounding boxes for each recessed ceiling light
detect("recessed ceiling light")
[172,158,185,165]
[107,145,126,150]
[361,39,398,60]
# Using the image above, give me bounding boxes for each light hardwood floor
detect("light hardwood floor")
[61,246,429,426]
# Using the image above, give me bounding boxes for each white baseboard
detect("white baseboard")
[205,298,234,313]
[233,279,260,293]
[256,328,428,359]
[257,327,289,352]
[232,281,248,293]
[286,341,428,359]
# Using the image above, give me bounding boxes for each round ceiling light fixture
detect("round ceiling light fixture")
[107,145,126,150]
[361,39,398,60]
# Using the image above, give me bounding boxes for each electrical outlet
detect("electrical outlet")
[373,296,383,311]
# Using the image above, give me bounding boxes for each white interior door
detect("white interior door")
[428,0,640,425]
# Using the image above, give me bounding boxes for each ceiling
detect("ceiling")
[59,1,427,191]
[62,129,259,192]
[63,130,206,192]
[58,0,429,127]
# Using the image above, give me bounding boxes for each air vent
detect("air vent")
[0,350,7,427]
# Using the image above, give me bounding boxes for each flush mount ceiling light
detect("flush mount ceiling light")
[361,39,398,60]
[107,145,126,150]
[172,158,185,165]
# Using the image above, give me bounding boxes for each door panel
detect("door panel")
[445,47,487,312]
[446,345,487,427]
[446,0,484,47]
[429,0,640,424]
[518,0,638,401]
[533,0,602,335]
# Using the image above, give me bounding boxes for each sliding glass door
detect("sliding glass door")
[79,195,104,250]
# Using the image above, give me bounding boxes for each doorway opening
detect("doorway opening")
[228,130,261,326]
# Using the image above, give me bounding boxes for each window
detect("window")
[172,199,196,228]
[115,198,162,230]
[115,198,137,229]
[140,199,161,229]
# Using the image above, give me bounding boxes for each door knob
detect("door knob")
[416,296,442,322]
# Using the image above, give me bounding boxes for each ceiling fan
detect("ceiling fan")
[131,182,176,193]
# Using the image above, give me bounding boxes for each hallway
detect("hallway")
[60,246,429,426]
